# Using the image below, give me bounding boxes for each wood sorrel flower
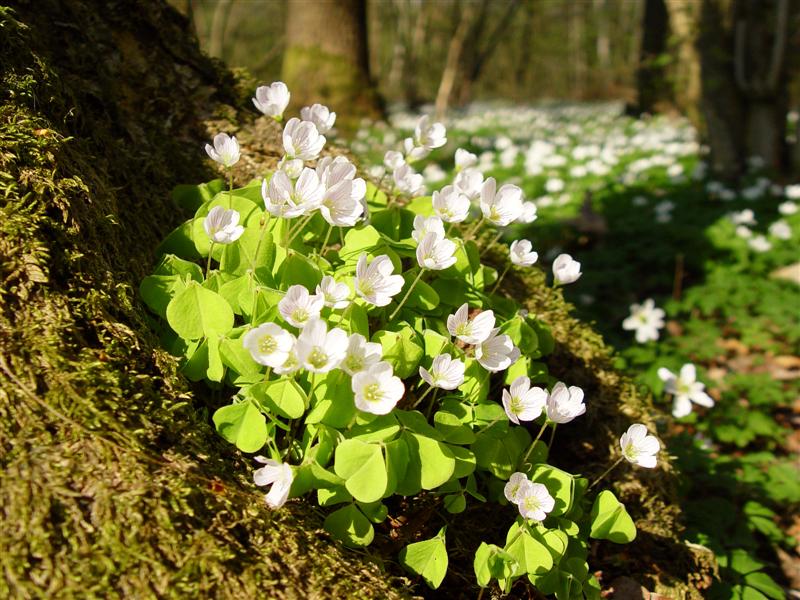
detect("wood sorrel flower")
[316,276,350,309]
[419,353,465,390]
[295,318,348,373]
[203,206,244,244]
[454,148,477,171]
[393,164,425,196]
[204,133,240,168]
[657,363,714,418]
[502,376,547,424]
[352,361,405,415]
[620,423,660,468]
[432,185,470,223]
[282,117,326,161]
[262,168,324,218]
[509,239,538,267]
[517,480,555,521]
[414,115,447,150]
[416,231,457,270]
[412,215,445,242]
[278,285,324,328]
[242,323,295,368]
[503,472,529,504]
[300,103,336,134]
[545,382,586,424]
[253,457,293,509]
[480,177,523,226]
[384,150,405,170]
[622,298,665,343]
[341,333,383,376]
[253,81,290,120]
[552,253,582,285]
[354,254,404,307]
[446,303,495,345]
[454,168,484,201]
[476,328,520,372]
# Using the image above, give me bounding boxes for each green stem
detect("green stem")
[228,168,233,208]
[480,229,504,258]
[285,214,314,248]
[548,423,557,449]
[520,421,549,468]
[465,216,485,240]
[388,269,425,321]
[252,214,271,268]
[424,388,440,419]
[589,456,625,489]
[320,224,334,257]
[476,416,503,435]
[490,263,512,294]
[205,241,215,279]
[412,384,434,409]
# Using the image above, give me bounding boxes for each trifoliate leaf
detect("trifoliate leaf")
[323,503,374,547]
[334,439,388,503]
[589,490,637,543]
[212,401,267,453]
[399,528,448,589]
[166,282,234,340]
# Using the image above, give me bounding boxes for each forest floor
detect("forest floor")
[350,102,800,599]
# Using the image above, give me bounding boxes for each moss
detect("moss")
[0,4,406,598]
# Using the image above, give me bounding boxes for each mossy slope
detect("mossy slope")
[0,3,404,598]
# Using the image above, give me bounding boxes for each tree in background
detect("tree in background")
[636,0,672,114]
[666,0,797,178]
[282,0,383,124]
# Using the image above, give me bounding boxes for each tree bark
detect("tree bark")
[636,0,672,113]
[282,0,383,126]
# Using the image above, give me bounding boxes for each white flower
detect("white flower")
[352,361,405,415]
[412,215,445,242]
[748,235,772,252]
[778,200,798,215]
[504,472,529,504]
[728,209,756,226]
[295,318,348,373]
[480,178,524,226]
[476,328,520,372]
[545,178,565,193]
[432,185,470,223]
[509,240,538,267]
[416,231,457,270]
[769,220,792,240]
[447,304,495,345]
[282,117,326,161]
[419,354,465,390]
[316,276,350,309]
[403,136,431,162]
[502,376,547,424]
[242,323,295,368]
[278,285,324,328]
[341,333,383,375]
[316,156,366,227]
[253,82,290,119]
[203,206,244,244]
[384,150,405,170]
[517,480,555,521]
[545,382,586,424]
[253,457,293,509]
[736,225,753,239]
[517,201,538,224]
[300,103,336,134]
[262,168,325,218]
[620,424,660,468]
[354,254,405,307]
[785,184,800,199]
[205,133,240,168]
[552,253,582,285]
[455,148,478,170]
[454,168,484,200]
[658,364,714,418]
[414,115,447,150]
[622,298,665,343]
[278,157,305,179]
[393,164,425,196]
[274,346,301,376]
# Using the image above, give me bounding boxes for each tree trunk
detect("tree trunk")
[636,0,672,113]
[434,4,474,118]
[665,0,703,124]
[282,0,383,126]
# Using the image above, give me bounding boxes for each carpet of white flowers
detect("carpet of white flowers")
[349,102,800,598]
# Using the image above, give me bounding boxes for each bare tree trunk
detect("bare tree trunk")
[435,5,474,118]
[283,0,383,125]
[636,0,671,113]
[570,2,586,98]
[594,0,611,72]
[665,0,703,125]
[207,0,232,58]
